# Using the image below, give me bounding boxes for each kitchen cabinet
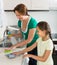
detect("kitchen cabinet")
[52,40,57,65]
[3,0,49,10]
[52,54,57,65]
[3,0,31,10]
[49,0,57,10]
[31,0,49,10]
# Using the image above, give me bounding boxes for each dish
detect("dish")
[6,53,16,59]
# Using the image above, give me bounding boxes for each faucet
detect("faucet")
[2,27,8,47]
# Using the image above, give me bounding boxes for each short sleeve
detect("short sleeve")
[18,20,21,28]
[29,17,38,29]
[36,37,41,43]
[46,40,53,50]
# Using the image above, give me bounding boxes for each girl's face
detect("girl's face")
[15,11,25,20]
[36,27,46,38]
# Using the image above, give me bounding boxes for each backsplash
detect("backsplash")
[8,25,57,39]
[51,33,57,39]
[4,10,57,33]
[6,25,57,39]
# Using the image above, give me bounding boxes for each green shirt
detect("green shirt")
[18,16,39,47]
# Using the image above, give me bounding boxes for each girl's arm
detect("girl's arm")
[24,50,51,62]
[10,28,36,49]
[13,42,37,55]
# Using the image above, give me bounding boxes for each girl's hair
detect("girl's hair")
[37,21,55,54]
[37,21,52,40]
[14,4,29,15]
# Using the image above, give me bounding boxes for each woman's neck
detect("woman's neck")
[21,16,29,22]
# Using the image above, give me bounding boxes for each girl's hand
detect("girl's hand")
[23,54,32,58]
[13,51,23,56]
[12,52,20,56]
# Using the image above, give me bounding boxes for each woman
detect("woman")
[6,4,39,65]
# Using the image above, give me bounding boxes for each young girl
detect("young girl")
[13,21,53,65]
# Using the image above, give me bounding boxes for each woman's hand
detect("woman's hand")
[5,45,16,51]
[5,47,12,50]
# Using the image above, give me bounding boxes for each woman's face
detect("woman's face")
[36,27,46,38]
[15,11,24,20]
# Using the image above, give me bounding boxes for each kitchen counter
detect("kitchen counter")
[52,38,57,51]
[53,39,57,41]
[0,48,28,65]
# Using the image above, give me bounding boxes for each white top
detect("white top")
[36,37,53,65]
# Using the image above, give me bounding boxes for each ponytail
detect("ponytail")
[49,32,52,40]
[49,32,55,54]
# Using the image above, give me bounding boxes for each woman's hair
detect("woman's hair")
[37,21,52,40]
[14,3,29,15]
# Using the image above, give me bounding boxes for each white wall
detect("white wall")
[0,0,7,39]
[4,11,57,33]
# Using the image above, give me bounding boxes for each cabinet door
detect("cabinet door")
[3,0,31,10]
[49,0,57,10]
[31,0,49,10]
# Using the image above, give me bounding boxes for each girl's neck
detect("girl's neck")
[42,35,50,41]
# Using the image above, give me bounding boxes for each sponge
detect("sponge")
[4,50,12,54]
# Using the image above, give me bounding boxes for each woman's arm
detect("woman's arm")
[12,32,22,38]
[10,30,22,38]
[10,28,36,49]
[24,50,51,62]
